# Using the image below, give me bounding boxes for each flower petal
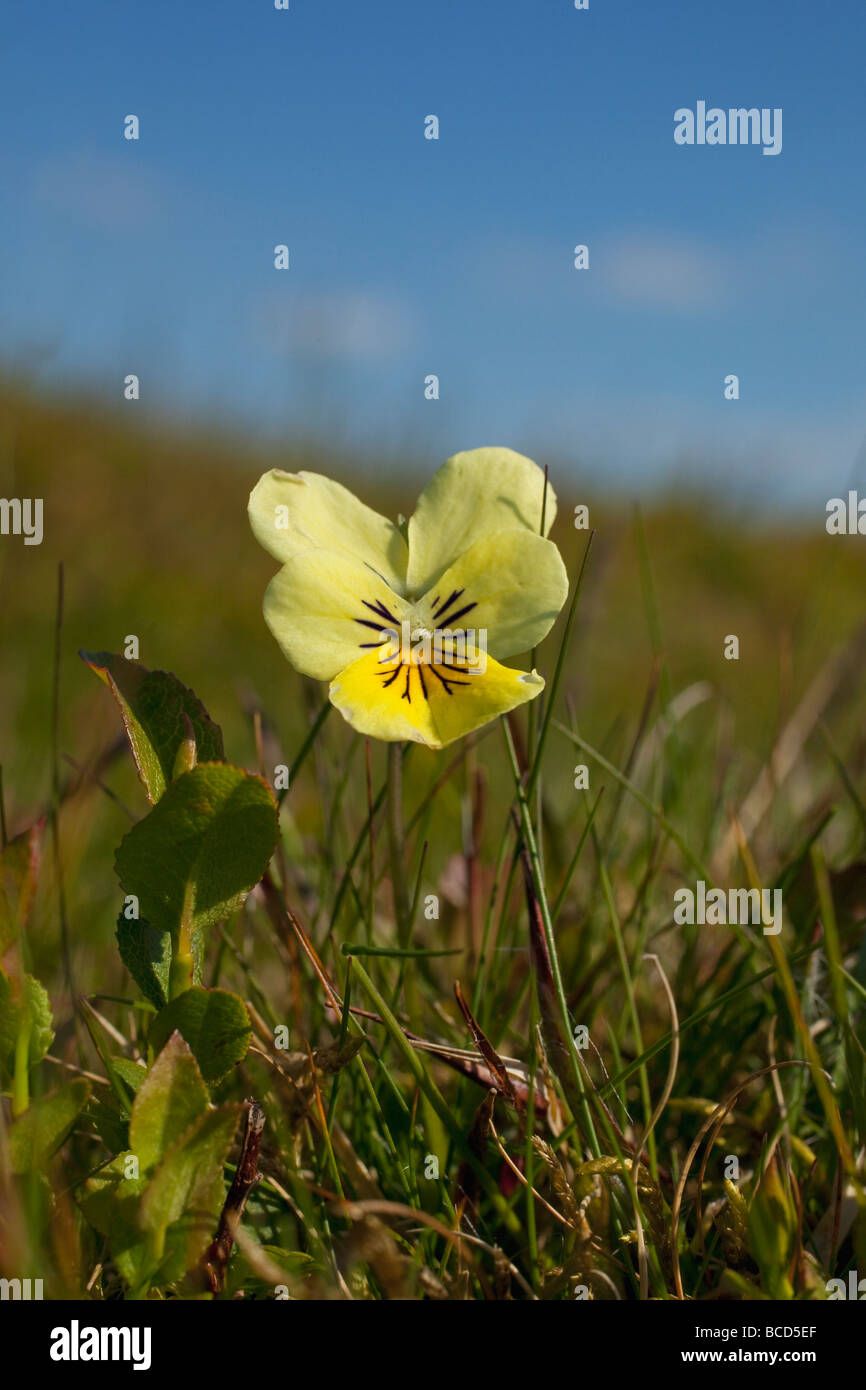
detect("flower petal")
[263,550,412,682]
[249,469,409,593]
[406,447,557,595]
[420,529,567,660]
[328,648,544,749]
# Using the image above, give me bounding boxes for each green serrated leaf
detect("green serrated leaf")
[128,1031,209,1173]
[0,820,43,954]
[111,1056,149,1097]
[9,1080,91,1173]
[116,912,204,1009]
[80,652,224,804]
[26,976,56,1064]
[114,764,278,940]
[0,969,54,1081]
[116,913,172,1009]
[149,987,251,1084]
[139,1103,241,1265]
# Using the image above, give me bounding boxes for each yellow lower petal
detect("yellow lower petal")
[328,647,544,749]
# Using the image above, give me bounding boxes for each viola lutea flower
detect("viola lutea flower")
[248,447,569,749]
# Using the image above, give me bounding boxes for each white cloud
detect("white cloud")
[30,151,165,229]
[251,290,414,362]
[474,218,849,317]
[602,233,731,312]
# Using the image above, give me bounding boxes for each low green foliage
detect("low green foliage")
[10,1080,91,1174]
[0,970,54,1080]
[0,821,42,953]
[81,1034,240,1292]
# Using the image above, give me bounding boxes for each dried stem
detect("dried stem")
[204,1098,266,1295]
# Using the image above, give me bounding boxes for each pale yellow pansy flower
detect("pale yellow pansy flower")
[248,447,569,749]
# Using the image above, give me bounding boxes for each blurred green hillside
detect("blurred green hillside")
[1,378,863,788]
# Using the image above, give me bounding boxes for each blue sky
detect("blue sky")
[2,0,865,506]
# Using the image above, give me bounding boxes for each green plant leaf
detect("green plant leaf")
[81,1122,235,1293]
[128,1030,209,1173]
[111,1056,149,1097]
[116,913,172,1009]
[153,1201,225,1288]
[149,987,251,1084]
[138,1103,241,1268]
[24,976,55,1064]
[140,1103,241,1234]
[115,912,203,1009]
[80,1152,139,1237]
[79,1151,151,1290]
[114,763,278,939]
[80,652,224,803]
[86,1093,131,1153]
[748,1154,797,1298]
[0,820,43,954]
[0,969,54,1081]
[9,1080,91,1173]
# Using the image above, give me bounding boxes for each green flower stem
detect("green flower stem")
[12,1011,31,1117]
[169,883,196,1000]
[502,718,599,1157]
[525,530,594,800]
[387,743,412,948]
[169,937,194,1000]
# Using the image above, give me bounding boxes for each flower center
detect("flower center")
[353,589,481,704]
